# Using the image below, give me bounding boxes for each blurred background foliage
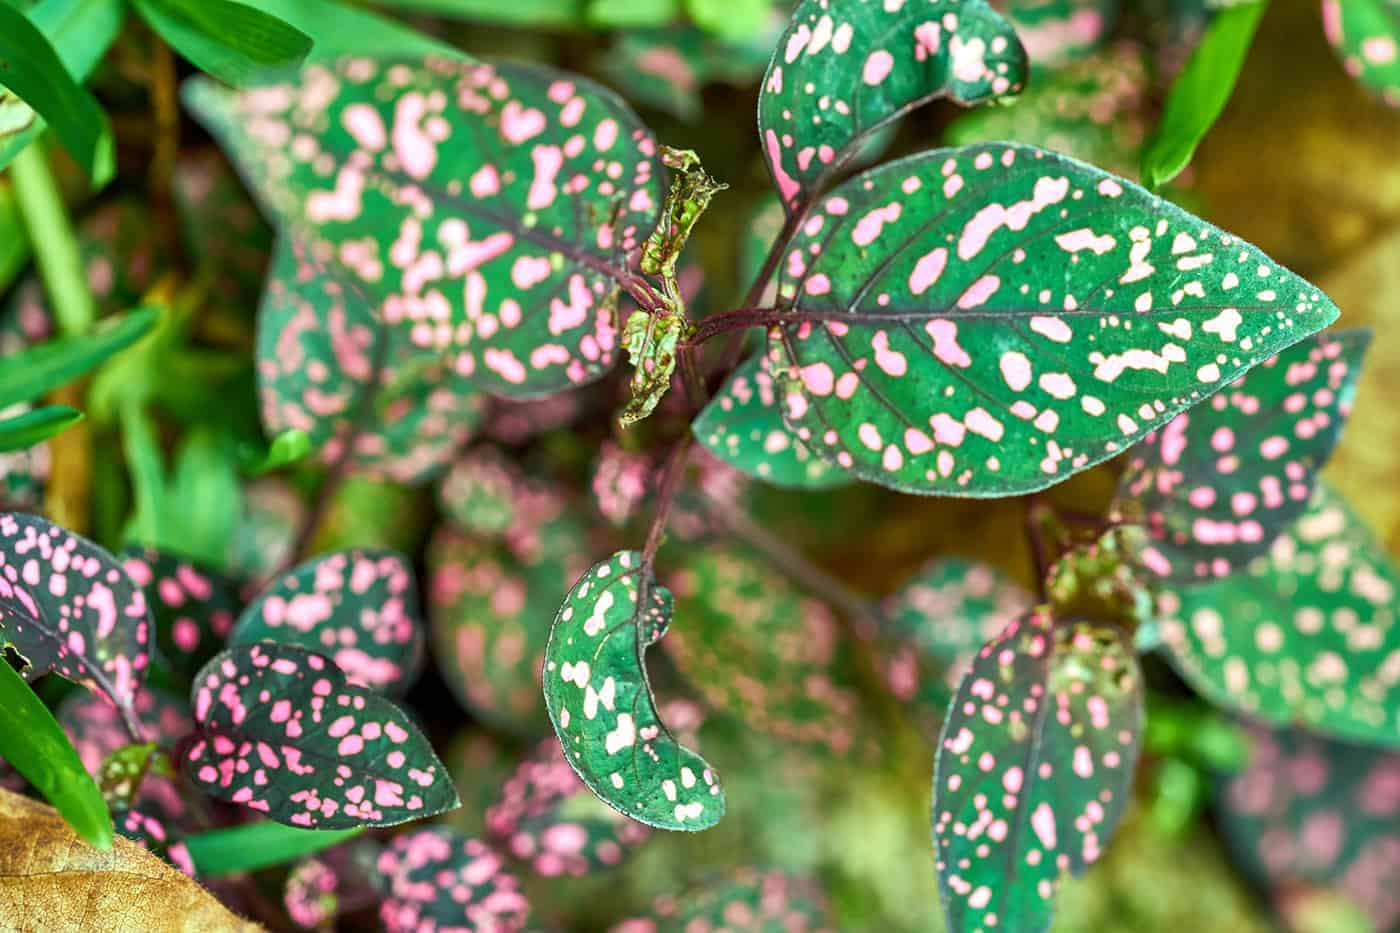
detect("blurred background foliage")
[2,0,1399,929]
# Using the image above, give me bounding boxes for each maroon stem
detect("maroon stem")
[708,207,802,379]
[642,438,693,567]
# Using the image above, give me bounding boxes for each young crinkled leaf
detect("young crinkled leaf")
[230,549,424,695]
[1157,483,1400,746]
[543,551,725,831]
[760,143,1340,496]
[186,642,458,828]
[1217,722,1400,931]
[121,547,241,683]
[880,558,1032,716]
[184,56,662,397]
[669,547,863,754]
[258,238,486,485]
[933,609,1143,933]
[759,0,1027,212]
[1113,330,1369,582]
[486,738,650,878]
[1322,0,1400,108]
[378,827,529,933]
[0,514,151,721]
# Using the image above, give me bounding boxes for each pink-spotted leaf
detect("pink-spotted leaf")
[693,353,851,489]
[880,558,1032,719]
[1217,722,1400,931]
[230,548,424,695]
[121,547,241,683]
[933,609,1143,933]
[0,514,151,721]
[543,551,725,831]
[997,0,1117,67]
[765,143,1340,496]
[609,867,835,932]
[186,642,458,828]
[436,446,524,536]
[378,827,530,933]
[1157,484,1400,746]
[669,547,863,755]
[184,56,662,396]
[427,512,590,734]
[486,737,650,877]
[759,0,1027,213]
[258,238,486,485]
[284,838,385,930]
[1114,330,1369,582]
[1322,0,1400,108]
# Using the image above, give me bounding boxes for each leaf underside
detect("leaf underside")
[543,551,725,832]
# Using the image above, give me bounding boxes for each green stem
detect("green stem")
[9,143,97,337]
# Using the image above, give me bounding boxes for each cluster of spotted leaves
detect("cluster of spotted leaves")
[0,513,456,847]
[1217,721,1400,931]
[610,867,835,932]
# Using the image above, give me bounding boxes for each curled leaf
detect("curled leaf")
[544,551,725,831]
[0,513,151,721]
[186,642,458,828]
[378,828,530,933]
[933,610,1143,932]
[231,548,424,694]
[760,0,1027,211]
[1114,330,1369,582]
[762,142,1340,495]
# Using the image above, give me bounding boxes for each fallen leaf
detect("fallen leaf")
[0,788,261,932]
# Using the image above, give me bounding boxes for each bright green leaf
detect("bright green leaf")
[756,142,1339,496]
[0,183,28,293]
[0,2,113,183]
[589,0,676,28]
[0,658,113,849]
[1157,483,1400,746]
[1141,0,1267,189]
[0,307,157,409]
[367,0,585,27]
[132,0,314,88]
[184,820,363,876]
[686,0,770,41]
[246,0,455,55]
[245,428,312,475]
[759,0,1026,212]
[0,0,123,176]
[544,551,725,831]
[0,405,82,451]
[933,610,1143,932]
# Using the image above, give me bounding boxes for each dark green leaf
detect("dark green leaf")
[186,642,458,828]
[0,513,152,721]
[184,820,363,876]
[1114,330,1369,582]
[756,142,1339,496]
[0,405,82,452]
[759,0,1026,212]
[933,610,1143,933]
[1323,0,1400,109]
[1157,483,1400,746]
[0,0,123,177]
[377,828,530,930]
[0,307,158,409]
[1141,0,1267,189]
[544,551,725,831]
[0,658,112,849]
[230,548,425,694]
[133,0,313,88]
[1217,722,1400,930]
[255,239,485,485]
[184,56,663,397]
